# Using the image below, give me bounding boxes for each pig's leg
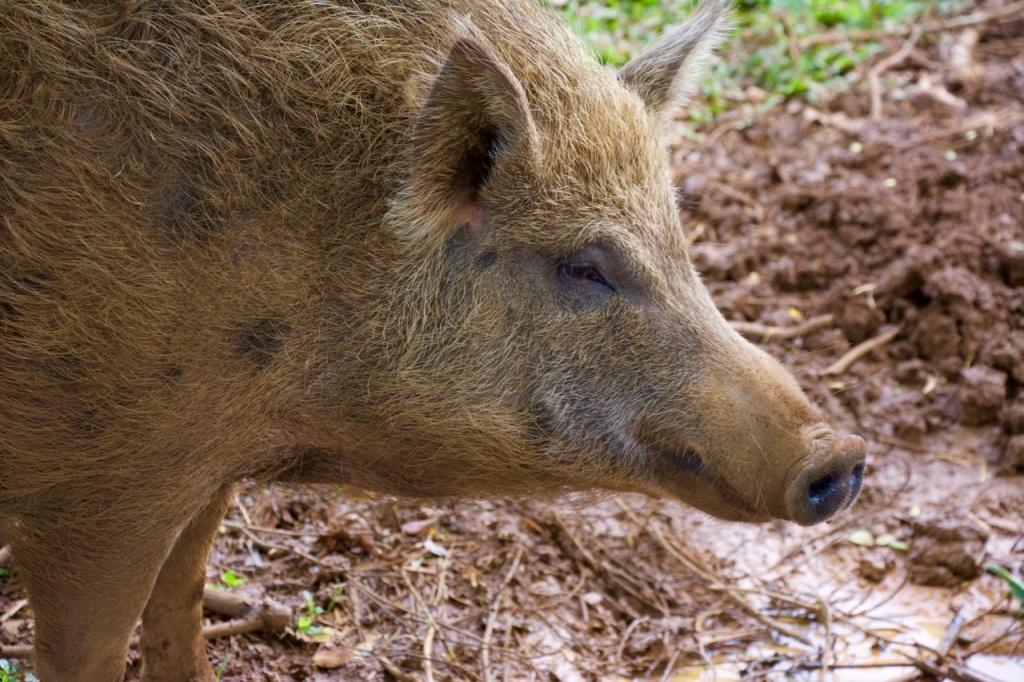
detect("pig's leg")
[15,515,177,682]
[139,486,232,682]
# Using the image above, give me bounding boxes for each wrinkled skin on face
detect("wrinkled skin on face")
[0,1,863,679]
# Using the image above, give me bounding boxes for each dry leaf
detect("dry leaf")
[401,517,439,536]
[312,645,354,669]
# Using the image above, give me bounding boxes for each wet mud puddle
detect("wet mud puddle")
[658,482,1023,682]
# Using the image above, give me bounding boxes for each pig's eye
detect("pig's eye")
[558,263,614,291]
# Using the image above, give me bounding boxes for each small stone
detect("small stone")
[849,529,874,547]
[744,86,767,104]
[1003,434,1024,471]
[1000,400,1024,434]
[313,646,353,669]
[958,366,1007,426]
[995,240,1024,287]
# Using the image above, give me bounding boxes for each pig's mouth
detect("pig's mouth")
[656,447,771,523]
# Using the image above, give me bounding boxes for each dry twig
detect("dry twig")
[906,653,1006,682]
[803,107,868,134]
[615,618,646,665]
[423,625,436,682]
[202,585,254,618]
[221,519,328,538]
[199,587,291,639]
[937,610,966,658]
[202,601,291,640]
[868,28,923,121]
[730,314,835,342]
[822,326,902,376]
[651,528,814,646]
[482,547,523,682]
[378,655,424,682]
[885,109,1024,157]
[224,521,341,571]
[914,72,969,113]
[501,617,515,682]
[397,566,448,682]
[711,182,766,223]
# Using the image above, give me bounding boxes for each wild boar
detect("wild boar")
[0,0,866,679]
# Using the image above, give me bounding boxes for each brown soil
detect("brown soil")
[2,6,1023,681]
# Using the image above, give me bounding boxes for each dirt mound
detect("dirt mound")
[908,508,990,587]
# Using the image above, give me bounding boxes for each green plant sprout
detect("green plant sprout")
[297,589,325,637]
[325,585,344,613]
[218,570,247,589]
[984,561,1024,613]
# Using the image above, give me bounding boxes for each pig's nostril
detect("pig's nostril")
[799,468,849,523]
[849,462,865,500]
[806,472,836,506]
[787,436,866,526]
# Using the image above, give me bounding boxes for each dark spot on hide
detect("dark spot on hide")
[1,273,53,336]
[475,250,498,270]
[160,366,183,384]
[157,176,220,245]
[527,399,556,447]
[0,299,15,321]
[37,355,87,386]
[236,320,287,370]
[67,407,104,438]
[17,275,47,291]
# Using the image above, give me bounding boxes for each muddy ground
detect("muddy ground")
[2,5,1023,682]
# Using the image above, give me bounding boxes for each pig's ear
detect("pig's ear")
[409,38,538,239]
[618,0,731,117]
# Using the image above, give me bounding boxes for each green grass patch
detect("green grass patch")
[547,0,972,120]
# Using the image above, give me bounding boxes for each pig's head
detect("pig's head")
[308,0,865,526]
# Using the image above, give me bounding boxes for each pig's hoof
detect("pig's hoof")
[786,435,866,526]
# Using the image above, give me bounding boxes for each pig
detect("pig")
[0,0,866,679]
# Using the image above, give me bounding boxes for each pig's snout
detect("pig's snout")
[785,434,866,526]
